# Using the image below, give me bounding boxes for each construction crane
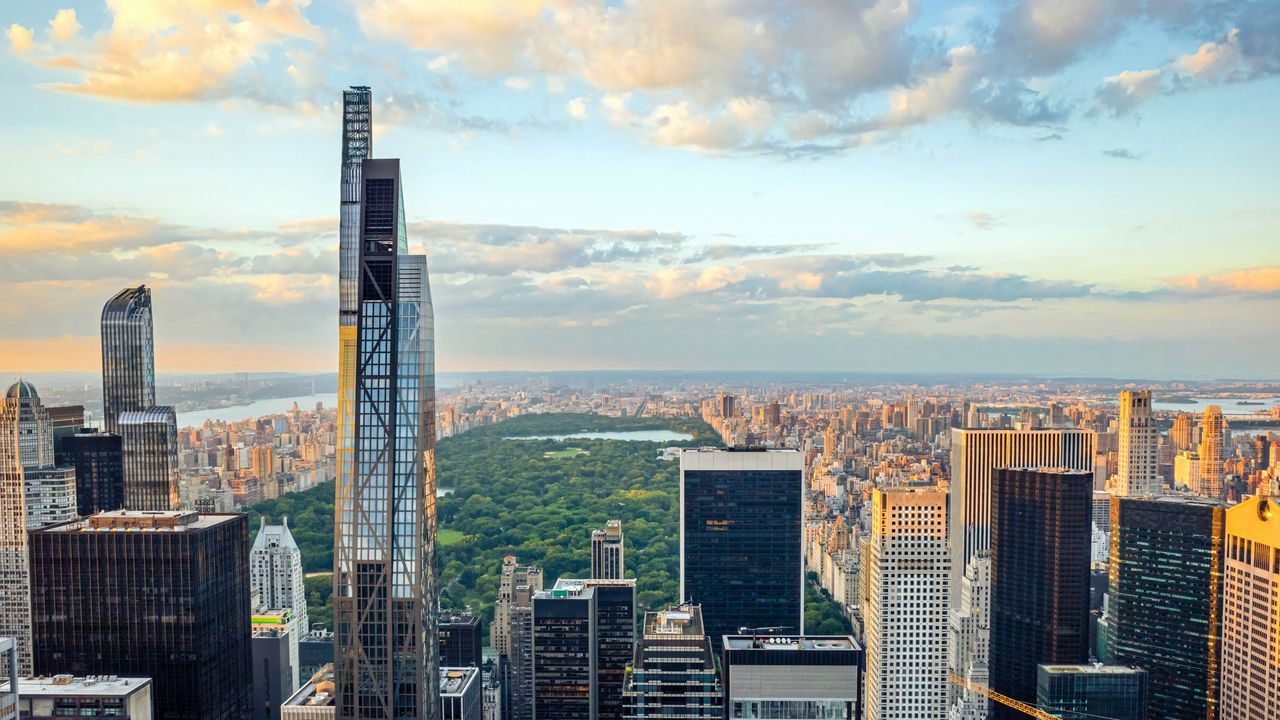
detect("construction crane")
[948,674,1061,720]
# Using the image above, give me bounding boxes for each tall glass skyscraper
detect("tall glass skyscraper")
[100,286,155,435]
[332,150,439,719]
[118,407,180,510]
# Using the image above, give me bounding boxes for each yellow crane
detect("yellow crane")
[948,674,1061,720]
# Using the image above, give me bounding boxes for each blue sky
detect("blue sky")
[1,0,1278,378]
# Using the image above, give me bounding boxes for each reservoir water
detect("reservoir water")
[506,430,694,442]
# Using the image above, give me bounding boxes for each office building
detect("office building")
[1036,665,1147,720]
[865,487,949,720]
[45,405,84,461]
[100,286,155,435]
[621,605,722,719]
[282,666,335,720]
[332,152,439,719]
[1107,495,1225,720]
[439,613,483,669]
[1,381,78,675]
[439,669,481,720]
[948,552,991,720]
[1172,412,1194,451]
[949,429,1094,602]
[590,520,624,580]
[1,638,15,720]
[552,579,635,720]
[62,430,125,515]
[492,557,545,657]
[532,584,595,720]
[1174,450,1201,492]
[1219,496,1279,720]
[492,558,543,720]
[9,675,153,720]
[255,622,299,720]
[118,407,179,511]
[721,635,861,720]
[252,518,310,634]
[1114,390,1158,496]
[29,511,252,720]
[1199,405,1225,499]
[299,631,335,682]
[680,448,803,648]
[989,468,1092,718]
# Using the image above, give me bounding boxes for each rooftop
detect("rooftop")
[7,675,150,697]
[643,605,705,637]
[39,510,241,533]
[722,635,861,651]
[284,665,335,708]
[1039,664,1146,675]
[439,667,478,697]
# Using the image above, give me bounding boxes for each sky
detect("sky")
[1,0,1278,379]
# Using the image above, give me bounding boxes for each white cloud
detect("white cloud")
[7,24,33,53]
[565,96,588,120]
[1095,68,1165,115]
[49,8,79,42]
[504,76,531,91]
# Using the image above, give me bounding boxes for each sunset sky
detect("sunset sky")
[2,1,1278,378]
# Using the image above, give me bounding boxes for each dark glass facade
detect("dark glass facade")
[62,430,124,516]
[100,286,155,436]
[1107,496,1225,720]
[333,157,438,720]
[553,579,635,720]
[532,588,595,720]
[118,407,179,511]
[29,512,252,720]
[1036,665,1148,720]
[989,467,1092,719]
[46,405,84,463]
[440,612,483,668]
[680,450,803,650]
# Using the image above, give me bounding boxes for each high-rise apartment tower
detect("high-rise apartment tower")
[591,520,624,580]
[1114,390,1159,496]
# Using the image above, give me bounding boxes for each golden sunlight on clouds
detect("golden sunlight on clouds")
[1170,266,1280,294]
[7,24,33,53]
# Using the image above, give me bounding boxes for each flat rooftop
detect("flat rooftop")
[39,510,240,533]
[439,667,477,696]
[644,606,705,637]
[284,665,335,708]
[723,635,861,651]
[1040,664,1145,675]
[7,675,150,697]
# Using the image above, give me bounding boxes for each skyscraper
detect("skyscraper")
[29,511,252,720]
[1171,412,1194,452]
[438,612,483,669]
[680,448,803,649]
[552,578,636,720]
[0,638,16,720]
[492,557,542,720]
[335,85,370,565]
[721,635,862,720]
[532,584,596,720]
[1199,405,1225,499]
[948,552,991,720]
[591,520,624,580]
[948,429,1094,602]
[621,605,722,719]
[1218,495,1279,720]
[252,517,311,634]
[988,468,1092,719]
[865,487,949,720]
[118,406,180,510]
[61,429,124,516]
[1035,665,1148,720]
[1107,495,1226,720]
[1114,390,1158,496]
[100,286,155,436]
[332,152,439,719]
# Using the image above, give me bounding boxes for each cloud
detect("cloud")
[565,96,588,120]
[1168,266,1280,295]
[49,9,79,42]
[7,24,33,52]
[966,211,1000,231]
[1101,147,1141,160]
[1095,68,1164,115]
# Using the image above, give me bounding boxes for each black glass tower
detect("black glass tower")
[100,286,155,435]
[679,448,803,649]
[439,612,483,668]
[1107,495,1226,720]
[552,578,635,720]
[988,467,1092,719]
[332,154,438,719]
[532,585,595,720]
[29,511,252,720]
[61,429,125,515]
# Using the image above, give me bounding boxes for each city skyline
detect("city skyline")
[2,2,1279,378]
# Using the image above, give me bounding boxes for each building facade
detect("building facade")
[947,552,991,720]
[1219,496,1279,720]
[865,487,949,720]
[29,511,252,720]
[439,613,483,669]
[1114,390,1159,496]
[0,638,15,720]
[62,430,125,516]
[988,468,1092,719]
[1199,405,1225,499]
[532,585,595,720]
[721,635,862,720]
[621,605,722,719]
[252,518,310,634]
[1107,495,1226,720]
[552,579,635,720]
[1035,665,1147,720]
[679,448,803,648]
[118,407,180,511]
[590,521,624,580]
[439,669,481,720]
[332,155,439,720]
[12,675,153,720]
[100,286,155,436]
